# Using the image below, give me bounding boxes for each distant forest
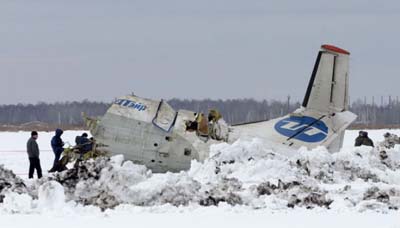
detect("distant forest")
[0,97,400,128]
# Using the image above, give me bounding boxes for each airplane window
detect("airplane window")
[184,148,191,156]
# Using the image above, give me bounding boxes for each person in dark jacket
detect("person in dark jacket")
[75,133,93,153]
[355,131,374,147]
[27,131,42,179]
[49,128,65,172]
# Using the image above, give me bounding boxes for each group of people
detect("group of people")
[185,109,229,142]
[354,130,400,149]
[26,129,93,179]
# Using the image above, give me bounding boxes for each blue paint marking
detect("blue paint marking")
[274,116,328,143]
[115,99,147,111]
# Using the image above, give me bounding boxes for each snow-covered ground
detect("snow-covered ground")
[0,208,399,228]
[1,129,400,228]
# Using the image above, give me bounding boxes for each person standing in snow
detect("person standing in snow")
[354,131,374,147]
[27,131,42,179]
[208,109,229,142]
[49,128,65,172]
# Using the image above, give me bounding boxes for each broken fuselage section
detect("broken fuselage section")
[84,96,217,173]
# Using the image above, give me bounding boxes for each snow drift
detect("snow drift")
[0,165,28,203]
[1,138,400,213]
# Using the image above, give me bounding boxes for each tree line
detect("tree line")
[0,98,399,127]
[0,100,109,126]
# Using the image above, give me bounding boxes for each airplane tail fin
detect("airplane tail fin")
[300,44,355,151]
[302,44,350,113]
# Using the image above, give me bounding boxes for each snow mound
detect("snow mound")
[48,156,151,209]
[38,181,65,210]
[1,138,400,213]
[49,138,400,211]
[0,165,28,203]
[1,192,33,214]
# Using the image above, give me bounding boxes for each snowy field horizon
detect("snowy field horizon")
[1,129,400,227]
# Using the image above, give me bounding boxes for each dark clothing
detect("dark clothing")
[354,136,363,146]
[27,136,42,178]
[366,138,374,147]
[80,137,93,153]
[29,157,42,179]
[75,136,82,145]
[27,137,39,158]
[355,136,374,147]
[53,152,62,168]
[51,129,64,154]
[51,129,64,168]
[75,135,93,153]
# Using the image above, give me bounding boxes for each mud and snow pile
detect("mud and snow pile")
[1,138,400,213]
[0,165,27,203]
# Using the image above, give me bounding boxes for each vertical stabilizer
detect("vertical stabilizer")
[301,44,353,151]
[302,44,350,114]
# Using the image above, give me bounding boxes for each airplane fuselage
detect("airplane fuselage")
[85,44,357,173]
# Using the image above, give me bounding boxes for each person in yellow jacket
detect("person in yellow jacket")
[195,113,209,137]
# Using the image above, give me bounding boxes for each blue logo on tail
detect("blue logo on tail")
[274,116,328,143]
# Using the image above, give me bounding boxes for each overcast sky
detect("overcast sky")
[1,0,399,104]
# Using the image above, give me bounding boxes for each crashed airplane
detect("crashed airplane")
[83,44,357,173]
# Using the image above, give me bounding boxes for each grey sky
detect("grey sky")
[1,0,399,104]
